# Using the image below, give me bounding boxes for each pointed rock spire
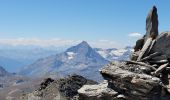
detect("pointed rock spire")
[145,6,159,42]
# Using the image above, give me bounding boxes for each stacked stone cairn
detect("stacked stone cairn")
[77,6,170,100]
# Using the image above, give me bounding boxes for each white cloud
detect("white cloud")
[0,38,127,49]
[128,32,142,37]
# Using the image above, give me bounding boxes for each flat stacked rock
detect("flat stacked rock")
[101,61,161,100]
[77,61,161,100]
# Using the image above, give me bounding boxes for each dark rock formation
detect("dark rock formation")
[134,37,144,52]
[131,6,159,61]
[58,74,97,99]
[39,78,54,90]
[21,74,97,100]
[0,84,3,88]
[145,6,158,42]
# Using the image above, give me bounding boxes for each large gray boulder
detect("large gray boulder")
[145,6,158,42]
[78,81,120,100]
[151,31,170,58]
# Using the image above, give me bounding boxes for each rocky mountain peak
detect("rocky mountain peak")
[19,41,108,80]
[65,41,107,62]
[79,41,89,46]
[66,41,91,53]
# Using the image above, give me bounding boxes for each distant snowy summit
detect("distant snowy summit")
[95,46,133,61]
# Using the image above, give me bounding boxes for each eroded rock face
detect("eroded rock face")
[145,6,158,42]
[78,61,162,100]
[151,31,170,59]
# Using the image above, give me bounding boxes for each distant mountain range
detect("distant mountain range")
[0,42,132,73]
[19,41,109,81]
[0,46,66,72]
[0,41,132,81]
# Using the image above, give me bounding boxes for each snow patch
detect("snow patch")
[66,52,76,60]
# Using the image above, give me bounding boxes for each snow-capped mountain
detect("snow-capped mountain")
[95,46,133,61]
[19,41,109,81]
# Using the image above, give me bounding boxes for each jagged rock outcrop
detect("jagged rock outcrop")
[145,6,158,42]
[20,74,97,100]
[133,6,159,61]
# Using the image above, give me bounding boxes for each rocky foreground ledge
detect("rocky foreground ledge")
[78,61,164,100]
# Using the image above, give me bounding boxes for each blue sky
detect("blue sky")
[0,0,170,48]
